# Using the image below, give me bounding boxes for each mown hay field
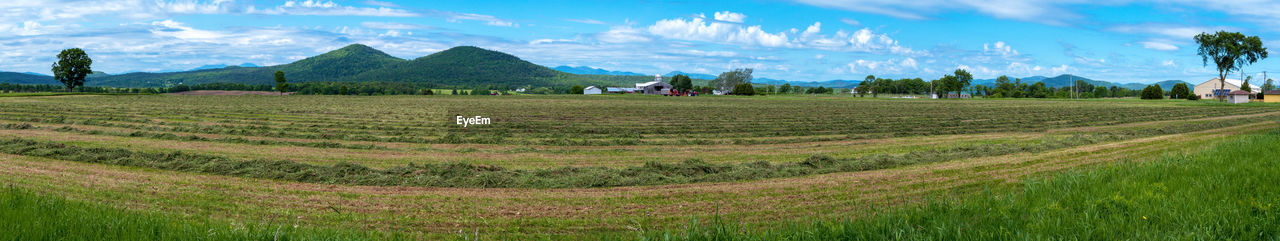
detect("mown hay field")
[1,94,1277,239]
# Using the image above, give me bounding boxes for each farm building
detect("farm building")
[606,87,635,93]
[635,75,673,95]
[1194,78,1260,99]
[1264,90,1280,103]
[1227,90,1252,104]
[583,86,602,95]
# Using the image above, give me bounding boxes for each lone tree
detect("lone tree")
[1263,78,1276,92]
[51,48,93,92]
[273,71,288,95]
[1170,83,1192,99]
[710,68,753,92]
[1195,31,1267,101]
[953,69,973,95]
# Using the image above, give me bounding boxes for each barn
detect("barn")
[635,81,672,95]
[583,86,602,95]
[1194,78,1260,99]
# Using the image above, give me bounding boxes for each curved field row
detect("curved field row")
[0,95,1271,146]
[1,120,1271,238]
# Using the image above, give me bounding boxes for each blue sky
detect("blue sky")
[5,0,1280,84]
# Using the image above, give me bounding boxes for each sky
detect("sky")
[6,0,1280,84]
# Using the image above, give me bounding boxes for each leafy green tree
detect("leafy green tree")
[570,85,585,94]
[778,83,791,94]
[857,75,873,97]
[1241,77,1253,92]
[675,75,694,91]
[710,68,753,92]
[1141,84,1164,99]
[1093,86,1108,98]
[730,83,755,95]
[52,48,93,92]
[953,69,973,95]
[1264,78,1276,92]
[472,86,490,95]
[936,75,959,98]
[1170,83,1192,99]
[273,71,288,95]
[1195,31,1268,101]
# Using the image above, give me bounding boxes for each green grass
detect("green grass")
[0,186,414,241]
[3,129,1277,240]
[0,114,1260,188]
[637,131,1280,240]
[0,92,153,97]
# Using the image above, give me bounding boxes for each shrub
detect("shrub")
[1140,84,1164,99]
[730,83,755,96]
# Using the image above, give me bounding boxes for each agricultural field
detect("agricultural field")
[1,94,1279,239]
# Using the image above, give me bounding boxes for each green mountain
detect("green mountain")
[0,72,57,85]
[3,44,669,88]
[90,44,405,87]
[344,46,563,86]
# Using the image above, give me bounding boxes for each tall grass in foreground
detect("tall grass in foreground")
[3,131,1277,241]
[635,131,1280,240]
[0,186,417,241]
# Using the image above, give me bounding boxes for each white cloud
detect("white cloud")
[566,19,607,25]
[713,11,747,23]
[1139,41,1179,51]
[647,12,793,47]
[437,11,517,27]
[597,25,652,43]
[361,22,435,30]
[846,58,919,73]
[1162,60,1176,67]
[983,41,1019,57]
[248,0,419,17]
[840,18,861,26]
[792,0,1074,23]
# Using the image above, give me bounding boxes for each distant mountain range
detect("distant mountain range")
[187,63,259,71]
[0,44,1194,90]
[554,66,647,76]
[0,44,637,88]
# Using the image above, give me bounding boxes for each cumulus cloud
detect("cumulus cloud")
[647,12,793,47]
[640,11,918,55]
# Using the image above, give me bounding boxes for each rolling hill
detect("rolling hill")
[90,44,406,87]
[0,72,57,85]
[344,46,566,86]
[2,44,625,88]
